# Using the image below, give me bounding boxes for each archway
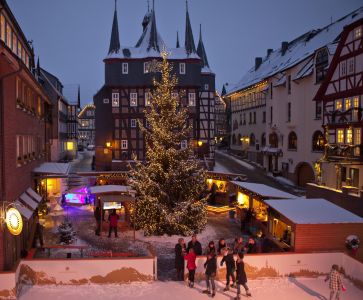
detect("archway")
[295,162,315,187]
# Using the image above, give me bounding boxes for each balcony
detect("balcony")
[325,143,361,161]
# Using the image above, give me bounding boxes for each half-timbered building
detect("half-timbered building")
[94,2,215,171]
[78,103,96,148]
[308,17,363,216]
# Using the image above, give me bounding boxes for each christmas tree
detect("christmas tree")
[130,51,207,236]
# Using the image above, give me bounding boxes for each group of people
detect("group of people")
[175,234,252,299]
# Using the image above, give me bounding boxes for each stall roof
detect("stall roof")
[265,198,363,224]
[90,185,135,195]
[33,162,70,175]
[230,181,296,199]
[19,193,39,210]
[26,188,42,203]
[14,201,33,220]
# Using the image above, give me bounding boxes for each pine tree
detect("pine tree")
[130,52,207,236]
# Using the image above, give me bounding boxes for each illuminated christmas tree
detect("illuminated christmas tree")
[131,52,207,236]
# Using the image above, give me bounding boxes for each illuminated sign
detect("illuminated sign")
[103,202,122,210]
[6,208,23,236]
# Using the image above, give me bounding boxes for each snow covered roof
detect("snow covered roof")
[230,181,297,199]
[226,7,363,95]
[26,188,42,203]
[15,200,33,220]
[19,192,39,210]
[33,163,70,175]
[292,57,314,81]
[90,185,135,195]
[265,198,363,224]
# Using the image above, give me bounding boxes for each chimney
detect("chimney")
[255,57,262,71]
[267,49,273,57]
[281,41,289,56]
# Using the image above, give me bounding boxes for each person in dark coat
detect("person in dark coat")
[218,238,227,254]
[205,240,216,255]
[235,253,251,299]
[246,237,257,254]
[220,247,236,291]
[175,238,186,281]
[187,234,202,255]
[108,209,119,238]
[33,211,44,249]
[94,206,101,236]
[203,253,217,297]
[233,237,246,254]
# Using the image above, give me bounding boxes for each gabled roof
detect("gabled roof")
[226,7,363,96]
[108,1,121,54]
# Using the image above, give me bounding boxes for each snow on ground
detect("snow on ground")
[213,161,231,173]
[18,277,363,300]
[215,151,255,171]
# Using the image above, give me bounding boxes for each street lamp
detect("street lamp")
[0,202,23,236]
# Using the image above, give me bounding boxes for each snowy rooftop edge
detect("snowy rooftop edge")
[265,198,363,224]
[230,181,297,199]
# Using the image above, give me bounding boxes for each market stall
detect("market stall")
[265,198,363,252]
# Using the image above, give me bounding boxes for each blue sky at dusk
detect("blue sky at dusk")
[7,0,362,106]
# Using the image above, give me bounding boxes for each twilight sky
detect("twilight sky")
[7,0,362,106]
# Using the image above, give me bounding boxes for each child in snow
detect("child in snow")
[184,248,197,287]
[235,253,251,299]
[220,247,236,291]
[203,253,217,297]
[325,264,343,300]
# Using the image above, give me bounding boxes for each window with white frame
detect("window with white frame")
[181,140,188,149]
[121,140,128,149]
[103,98,109,104]
[188,93,196,106]
[340,61,346,77]
[122,62,129,74]
[179,63,186,74]
[131,119,137,128]
[111,93,119,107]
[130,93,138,106]
[145,92,151,106]
[348,58,355,74]
[144,62,150,74]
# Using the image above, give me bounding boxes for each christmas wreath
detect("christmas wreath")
[345,235,360,250]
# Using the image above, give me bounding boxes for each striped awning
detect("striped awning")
[14,201,33,220]
[26,188,42,203]
[19,193,38,210]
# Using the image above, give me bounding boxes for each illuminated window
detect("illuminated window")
[312,131,324,152]
[145,92,151,106]
[354,97,360,108]
[121,140,128,149]
[179,63,186,75]
[336,129,344,144]
[335,100,342,110]
[6,24,11,48]
[346,128,353,144]
[130,93,138,107]
[345,98,351,110]
[12,33,17,53]
[122,62,128,74]
[354,128,361,156]
[111,93,119,107]
[66,142,74,151]
[37,96,41,116]
[17,40,21,57]
[188,93,196,106]
[0,14,5,41]
[355,27,362,39]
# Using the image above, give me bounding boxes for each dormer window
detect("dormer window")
[315,48,328,83]
[179,63,186,75]
[355,27,362,39]
[122,62,128,74]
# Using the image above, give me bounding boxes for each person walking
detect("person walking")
[235,253,251,299]
[175,238,186,281]
[187,234,203,255]
[203,253,217,297]
[94,206,101,236]
[107,209,119,238]
[325,264,343,300]
[205,240,216,255]
[184,248,197,287]
[33,210,44,249]
[218,238,227,254]
[220,247,236,291]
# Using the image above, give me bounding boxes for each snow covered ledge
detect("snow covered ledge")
[189,252,363,290]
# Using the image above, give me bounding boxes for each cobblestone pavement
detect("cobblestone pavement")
[215,150,305,197]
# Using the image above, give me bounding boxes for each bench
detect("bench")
[43,244,89,258]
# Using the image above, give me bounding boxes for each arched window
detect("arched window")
[232,134,236,145]
[250,133,255,146]
[312,131,325,152]
[261,133,266,147]
[238,134,242,145]
[269,133,278,148]
[288,131,297,150]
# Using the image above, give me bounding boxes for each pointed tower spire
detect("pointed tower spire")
[185,0,196,55]
[108,0,120,54]
[77,85,81,108]
[221,84,227,96]
[197,24,209,68]
[148,7,159,51]
[176,31,180,48]
[37,57,41,77]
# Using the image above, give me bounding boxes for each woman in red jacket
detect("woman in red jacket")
[184,248,197,288]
